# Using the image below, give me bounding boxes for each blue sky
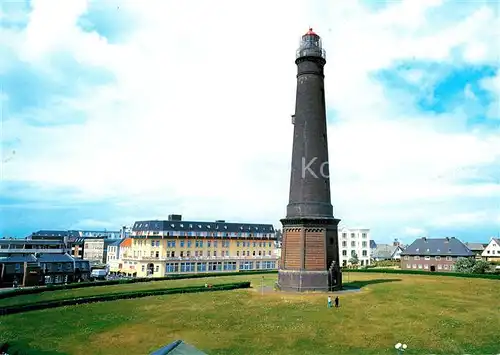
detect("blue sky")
[1,0,499,244]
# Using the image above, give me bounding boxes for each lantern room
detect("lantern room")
[296,28,326,60]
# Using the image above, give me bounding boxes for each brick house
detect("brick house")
[400,237,474,272]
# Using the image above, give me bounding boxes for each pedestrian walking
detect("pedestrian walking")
[334,296,339,308]
[327,296,332,308]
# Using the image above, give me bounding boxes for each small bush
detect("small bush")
[343,268,500,280]
[371,260,399,268]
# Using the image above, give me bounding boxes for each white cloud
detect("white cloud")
[3,0,500,241]
[464,84,476,100]
[402,227,427,237]
[480,71,500,119]
[430,211,500,228]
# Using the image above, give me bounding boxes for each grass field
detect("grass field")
[0,274,277,307]
[0,272,499,355]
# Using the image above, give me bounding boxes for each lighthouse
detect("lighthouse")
[277,28,342,292]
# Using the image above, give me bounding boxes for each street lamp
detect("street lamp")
[395,343,408,355]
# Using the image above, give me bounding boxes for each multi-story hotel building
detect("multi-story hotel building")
[119,215,277,277]
[338,227,372,267]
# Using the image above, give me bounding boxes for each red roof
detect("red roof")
[305,27,317,36]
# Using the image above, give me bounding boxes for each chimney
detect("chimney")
[393,238,400,246]
[422,237,427,242]
[445,237,450,242]
[168,214,182,221]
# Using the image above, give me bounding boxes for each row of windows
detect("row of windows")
[237,250,272,257]
[133,249,274,258]
[405,264,454,270]
[143,240,273,248]
[341,241,368,248]
[135,231,274,238]
[404,256,452,261]
[160,261,277,273]
[341,233,368,239]
[135,221,272,232]
[341,250,368,257]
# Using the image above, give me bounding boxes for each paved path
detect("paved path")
[255,285,361,295]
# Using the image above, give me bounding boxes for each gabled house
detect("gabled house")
[464,242,486,259]
[400,237,473,272]
[107,239,124,274]
[372,244,404,261]
[481,238,500,262]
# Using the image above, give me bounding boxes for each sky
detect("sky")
[1,0,499,244]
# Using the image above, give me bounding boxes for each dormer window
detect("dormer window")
[189,224,193,228]
[240,227,243,230]
[170,224,175,228]
[256,227,259,230]
[224,226,228,229]
[207,225,211,229]
[416,248,419,252]
[426,249,430,252]
[198,224,202,228]
[180,224,184,228]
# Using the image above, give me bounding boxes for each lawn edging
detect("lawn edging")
[0,281,251,317]
[343,268,500,280]
[0,270,277,300]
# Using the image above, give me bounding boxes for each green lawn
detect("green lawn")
[0,274,277,307]
[0,272,499,355]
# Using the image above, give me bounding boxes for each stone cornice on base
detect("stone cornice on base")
[280,217,341,227]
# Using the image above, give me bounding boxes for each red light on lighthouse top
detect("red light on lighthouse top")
[305,28,317,36]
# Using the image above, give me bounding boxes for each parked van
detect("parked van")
[91,269,108,280]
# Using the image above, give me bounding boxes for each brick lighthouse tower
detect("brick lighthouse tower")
[277,28,342,292]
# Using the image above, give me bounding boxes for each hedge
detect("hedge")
[343,268,500,280]
[0,270,277,300]
[0,341,63,355]
[0,281,251,317]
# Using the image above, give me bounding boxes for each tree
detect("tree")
[454,257,489,274]
[471,259,490,274]
[275,229,283,242]
[454,257,475,273]
[349,253,359,266]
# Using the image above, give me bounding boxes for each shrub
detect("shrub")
[371,260,399,268]
[454,257,490,274]
[343,268,500,280]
